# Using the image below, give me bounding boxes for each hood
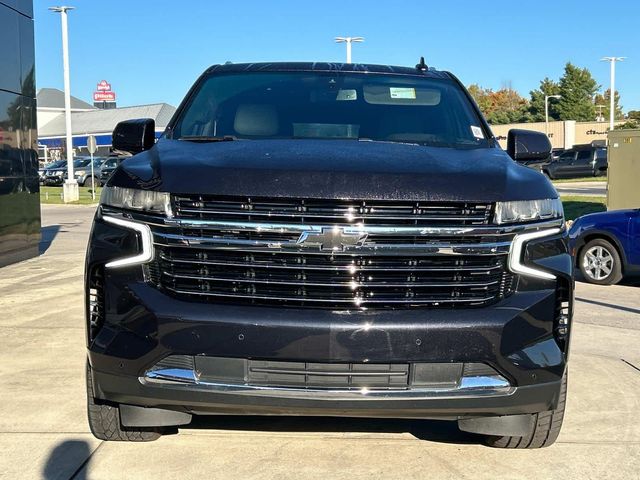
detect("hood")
[571,208,637,228]
[109,139,557,202]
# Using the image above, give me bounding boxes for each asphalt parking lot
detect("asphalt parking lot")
[1,204,638,480]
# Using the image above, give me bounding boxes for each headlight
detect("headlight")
[100,186,172,216]
[75,170,86,176]
[494,198,563,224]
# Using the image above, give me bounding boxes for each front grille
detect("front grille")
[146,195,515,309]
[152,247,512,307]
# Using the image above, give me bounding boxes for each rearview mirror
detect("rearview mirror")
[507,129,552,162]
[112,118,155,154]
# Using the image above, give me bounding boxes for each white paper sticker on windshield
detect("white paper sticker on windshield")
[389,87,416,99]
[471,125,484,139]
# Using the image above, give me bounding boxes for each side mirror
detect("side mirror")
[507,129,552,162]
[112,118,155,154]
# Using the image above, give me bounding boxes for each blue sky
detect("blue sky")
[34,0,640,111]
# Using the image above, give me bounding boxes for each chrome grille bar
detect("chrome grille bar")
[161,270,501,288]
[158,252,504,272]
[153,231,512,256]
[163,286,498,305]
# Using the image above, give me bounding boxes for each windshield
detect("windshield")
[45,160,65,169]
[170,72,490,149]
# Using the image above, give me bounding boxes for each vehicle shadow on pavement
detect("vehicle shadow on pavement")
[39,225,61,254]
[187,416,481,445]
[42,439,93,480]
[575,296,640,315]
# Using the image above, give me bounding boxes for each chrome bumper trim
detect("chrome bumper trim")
[141,368,513,400]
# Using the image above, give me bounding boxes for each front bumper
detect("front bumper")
[88,283,569,419]
[43,175,64,186]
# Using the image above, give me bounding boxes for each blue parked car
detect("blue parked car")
[569,209,640,285]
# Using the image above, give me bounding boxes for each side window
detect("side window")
[595,148,607,160]
[576,150,591,162]
[558,151,575,162]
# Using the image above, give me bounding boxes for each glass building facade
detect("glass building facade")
[0,0,39,267]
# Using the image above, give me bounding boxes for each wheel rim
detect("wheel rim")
[583,246,614,281]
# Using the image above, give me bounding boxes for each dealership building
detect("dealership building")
[491,119,627,150]
[37,88,175,159]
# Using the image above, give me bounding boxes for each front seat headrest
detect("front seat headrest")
[234,104,279,136]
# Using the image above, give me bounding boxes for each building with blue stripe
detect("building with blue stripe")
[37,94,175,159]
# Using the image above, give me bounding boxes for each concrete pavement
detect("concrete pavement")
[0,204,638,480]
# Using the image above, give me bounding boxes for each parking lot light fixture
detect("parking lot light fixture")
[600,56,626,132]
[49,6,78,202]
[544,95,561,136]
[335,36,364,64]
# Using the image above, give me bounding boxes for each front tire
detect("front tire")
[485,374,567,449]
[86,363,164,442]
[579,238,623,285]
[83,176,100,188]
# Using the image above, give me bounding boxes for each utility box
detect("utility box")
[607,129,640,211]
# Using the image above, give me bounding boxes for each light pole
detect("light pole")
[544,94,561,136]
[49,6,78,202]
[335,37,364,64]
[600,56,625,132]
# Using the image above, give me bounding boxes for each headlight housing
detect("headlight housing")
[100,186,172,216]
[494,198,563,224]
[75,170,86,176]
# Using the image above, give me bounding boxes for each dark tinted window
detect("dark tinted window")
[171,72,489,149]
[75,159,91,168]
[558,151,575,162]
[44,160,65,169]
[576,150,591,161]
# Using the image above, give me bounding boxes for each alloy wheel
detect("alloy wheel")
[582,245,614,281]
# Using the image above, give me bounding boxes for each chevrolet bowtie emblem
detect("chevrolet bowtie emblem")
[296,227,368,251]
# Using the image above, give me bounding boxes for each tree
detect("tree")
[467,84,492,115]
[617,120,639,130]
[594,89,623,122]
[555,63,600,121]
[528,78,561,122]
[627,110,640,121]
[467,84,529,125]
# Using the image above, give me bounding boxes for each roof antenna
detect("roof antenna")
[415,56,428,71]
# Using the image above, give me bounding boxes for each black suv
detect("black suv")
[98,156,127,186]
[543,143,607,179]
[85,62,572,447]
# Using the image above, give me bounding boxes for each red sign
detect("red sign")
[97,80,111,91]
[93,91,116,102]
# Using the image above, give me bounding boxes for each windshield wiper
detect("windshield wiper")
[178,135,237,143]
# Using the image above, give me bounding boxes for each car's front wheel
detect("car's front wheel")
[86,363,164,442]
[578,238,623,285]
[485,373,567,449]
